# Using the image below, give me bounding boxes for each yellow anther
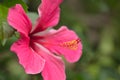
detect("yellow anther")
[60,39,80,50]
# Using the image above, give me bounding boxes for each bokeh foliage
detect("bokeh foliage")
[0,0,120,80]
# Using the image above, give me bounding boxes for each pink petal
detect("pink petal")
[34,26,82,63]
[30,41,66,80]
[41,53,66,80]
[11,37,45,74]
[31,0,63,34]
[7,4,32,36]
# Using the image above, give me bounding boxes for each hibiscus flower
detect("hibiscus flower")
[7,0,82,80]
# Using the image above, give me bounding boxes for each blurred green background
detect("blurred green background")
[0,0,120,80]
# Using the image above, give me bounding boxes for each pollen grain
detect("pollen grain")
[60,39,80,50]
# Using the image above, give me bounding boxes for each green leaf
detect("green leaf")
[0,5,8,19]
[0,21,14,46]
[0,0,28,12]
[0,5,7,45]
[0,0,28,45]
